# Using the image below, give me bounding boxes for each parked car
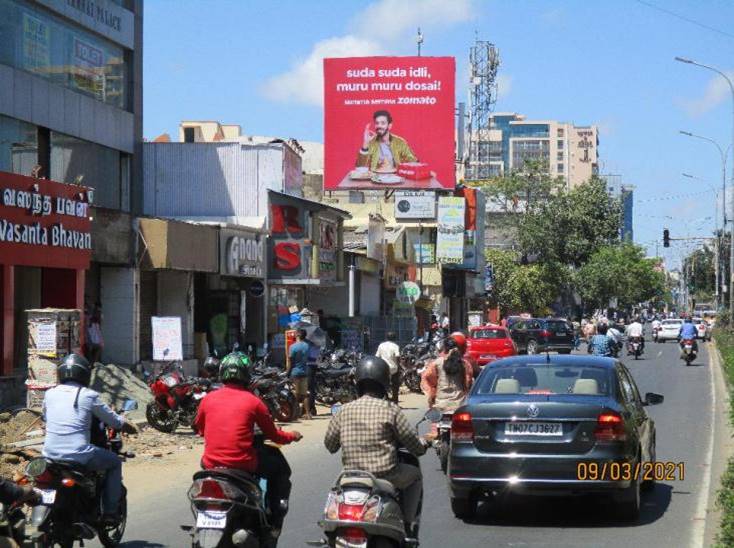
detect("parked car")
[509,318,575,354]
[448,354,663,522]
[691,317,712,341]
[466,325,517,367]
[657,319,683,342]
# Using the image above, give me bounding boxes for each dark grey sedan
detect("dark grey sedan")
[448,355,663,522]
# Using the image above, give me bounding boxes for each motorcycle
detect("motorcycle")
[25,399,138,548]
[681,338,697,365]
[400,337,437,394]
[309,408,438,548]
[433,410,454,475]
[250,366,298,423]
[0,498,28,547]
[145,361,213,433]
[314,360,358,406]
[627,336,643,360]
[182,436,283,548]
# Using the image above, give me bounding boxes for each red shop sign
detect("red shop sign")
[0,171,92,269]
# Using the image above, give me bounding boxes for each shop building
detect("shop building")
[0,0,144,366]
[0,171,92,403]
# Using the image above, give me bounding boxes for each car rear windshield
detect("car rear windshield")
[472,329,508,339]
[545,320,571,331]
[475,363,613,396]
[663,320,682,325]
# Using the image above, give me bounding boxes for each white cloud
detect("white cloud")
[496,74,512,101]
[682,70,734,117]
[261,0,475,107]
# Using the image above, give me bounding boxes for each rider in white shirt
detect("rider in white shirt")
[625,318,645,351]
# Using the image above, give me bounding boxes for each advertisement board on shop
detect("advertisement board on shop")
[394,191,436,219]
[436,197,465,263]
[324,56,455,191]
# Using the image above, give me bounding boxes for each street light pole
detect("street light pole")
[682,173,720,308]
[676,57,734,318]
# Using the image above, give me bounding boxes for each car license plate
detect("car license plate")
[39,489,56,504]
[196,510,227,529]
[505,422,562,436]
[556,332,566,336]
[481,355,497,360]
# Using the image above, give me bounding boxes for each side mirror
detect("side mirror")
[425,408,442,423]
[644,392,664,406]
[122,399,138,412]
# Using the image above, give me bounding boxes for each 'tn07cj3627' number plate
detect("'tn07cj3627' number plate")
[505,422,562,436]
[196,510,227,529]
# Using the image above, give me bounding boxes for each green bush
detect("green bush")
[715,328,734,547]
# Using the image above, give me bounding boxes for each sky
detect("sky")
[143,0,734,269]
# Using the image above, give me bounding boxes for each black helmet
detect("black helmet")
[355,355,390,397]
[57,353,93,387]
[203,356,220,378]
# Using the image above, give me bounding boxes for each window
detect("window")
[0,0,129,110]
[183,127,195,143]
[557,128,564,137]
[557,151,564,161]
[557,163,564,172]
[0,114,38,175]
[557,140,564,149]
[50,131,123,210]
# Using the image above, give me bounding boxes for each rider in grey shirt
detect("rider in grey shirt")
[43,354,136,521]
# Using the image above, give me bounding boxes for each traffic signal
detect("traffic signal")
[663,229,670,248]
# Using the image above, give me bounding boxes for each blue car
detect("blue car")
[447,354,663,522]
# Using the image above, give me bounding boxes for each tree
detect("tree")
[576,243,666,310]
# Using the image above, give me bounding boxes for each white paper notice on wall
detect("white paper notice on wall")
[35,323,57,357]
[152,316,183,361]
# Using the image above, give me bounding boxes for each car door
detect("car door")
[617,364,653,462]
[527,320,542,347]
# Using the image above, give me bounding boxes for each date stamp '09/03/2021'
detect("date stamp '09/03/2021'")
[577,462,685,482]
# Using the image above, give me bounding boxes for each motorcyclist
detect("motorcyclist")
[651,317,662,341]
[420,336,474,411]
[588,323,613,357]
[606,324,623,357]
[625,316,645,353]
[447,331,479,377]
[324,356,428,539]
[193,352,302,537]
[42,353,138,525]
[678,317,699,353]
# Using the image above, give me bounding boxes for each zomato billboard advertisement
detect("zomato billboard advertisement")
[324,56,455,191]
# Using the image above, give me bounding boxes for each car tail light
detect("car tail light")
[540,329,551,338]
[451,412,474,442]
[339,527,367,543]
[61,478,76,488]
[594,412,626,441]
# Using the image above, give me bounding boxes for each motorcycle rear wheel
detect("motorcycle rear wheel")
[273,395,297,422]
[403,371,422,393]
[145,401,179,433]
[98,487,127,547]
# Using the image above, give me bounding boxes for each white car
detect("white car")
[657,319,683,342]
[692,317,712,341]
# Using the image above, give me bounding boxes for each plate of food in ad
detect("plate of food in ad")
[371,173,403,185]
[349,167,373,180]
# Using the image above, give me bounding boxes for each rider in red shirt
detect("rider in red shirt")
[194,352,302,532]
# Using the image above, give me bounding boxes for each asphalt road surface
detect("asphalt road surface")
[95,336,722,548]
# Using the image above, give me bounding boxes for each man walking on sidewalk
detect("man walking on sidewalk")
[376,331,401,403]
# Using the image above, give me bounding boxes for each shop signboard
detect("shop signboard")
[0,171,92,269]
[220,228,265,278]
[436,197,465,264]
[268,194,310,281]
[394,191,436,219]
[324,56,456,191]
[318,218,337,282]
[413,243,435,264]
[151,316,183,361]
[22,12,50,74]
[396,281,421,304]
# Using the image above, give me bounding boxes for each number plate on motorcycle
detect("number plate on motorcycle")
[39,489,56,504]
[196,510,227,529]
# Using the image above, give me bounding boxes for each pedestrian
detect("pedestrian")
[287,329,312,420]
[85,303,104,365]
[439,313,450,336]
[376,331,401,403]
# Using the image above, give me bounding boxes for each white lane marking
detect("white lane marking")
[656,351,662,359]
[690,347,716,548]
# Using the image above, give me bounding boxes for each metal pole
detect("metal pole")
[348,264,356,317]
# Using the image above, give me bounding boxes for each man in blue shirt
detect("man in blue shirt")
[588,323,613,357]
[678,317,699,352]
[288,329,312,420]
[43,354,137,523]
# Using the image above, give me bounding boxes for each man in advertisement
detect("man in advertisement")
[356,110,417,172]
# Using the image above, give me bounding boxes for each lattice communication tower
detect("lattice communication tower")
[465,40,500,181]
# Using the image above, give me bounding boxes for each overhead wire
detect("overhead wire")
[633,0,734,40]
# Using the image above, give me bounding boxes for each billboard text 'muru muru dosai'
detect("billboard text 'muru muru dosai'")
[324,56,456,191]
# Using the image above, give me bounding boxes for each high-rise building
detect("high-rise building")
[474,113,599,187]
[602,174,634,242]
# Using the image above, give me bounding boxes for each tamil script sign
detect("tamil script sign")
[436,197,465,263]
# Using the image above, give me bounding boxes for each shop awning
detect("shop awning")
[137,217,219,272]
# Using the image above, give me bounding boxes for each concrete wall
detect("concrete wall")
[100,266,139,365]
[306,285,350,318]
[156,271,194,359]
[360,273,381,316]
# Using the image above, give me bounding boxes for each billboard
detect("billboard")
[394,191,436,219]
[436,197,465,263]
[324,56,455,191]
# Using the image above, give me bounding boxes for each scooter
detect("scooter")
[681,338,697,365]
[433,410,454,475]
[309,408,439,548]
[627,337,643,360]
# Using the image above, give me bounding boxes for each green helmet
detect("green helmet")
[219,352,251,385]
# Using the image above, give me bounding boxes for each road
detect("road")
[98,337,724,548]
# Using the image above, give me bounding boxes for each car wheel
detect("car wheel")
[526,340,538,355]
[451,495,477,520]
[617,469,641,522]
